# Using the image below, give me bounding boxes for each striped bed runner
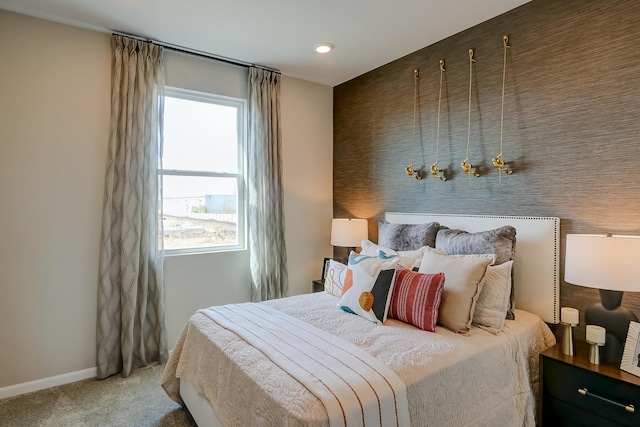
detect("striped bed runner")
[200,303,410,427]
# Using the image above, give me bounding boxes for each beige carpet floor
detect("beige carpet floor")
[0,365,194,427]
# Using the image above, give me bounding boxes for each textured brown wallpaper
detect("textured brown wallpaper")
[333,0,640,339]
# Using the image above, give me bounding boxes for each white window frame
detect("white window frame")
[160,86,247,255]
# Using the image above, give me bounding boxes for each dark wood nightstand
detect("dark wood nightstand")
[312,279,323,293]
[540,341,640,426]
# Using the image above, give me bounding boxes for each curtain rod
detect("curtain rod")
[112,31,280,74]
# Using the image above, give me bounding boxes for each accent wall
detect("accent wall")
[333,0,640,339]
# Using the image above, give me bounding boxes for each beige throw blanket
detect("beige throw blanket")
[199,303,409,427]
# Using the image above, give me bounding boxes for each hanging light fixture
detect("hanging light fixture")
[461,48,479,178]
[406,69,422,180]
[492,35,514,180]
[430,59,447,181]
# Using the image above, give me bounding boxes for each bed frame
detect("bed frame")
[180,212,560,427]
[385,212,560,324]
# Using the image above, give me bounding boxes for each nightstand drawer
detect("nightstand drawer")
[543,397,622,427]
[543,357,640,426]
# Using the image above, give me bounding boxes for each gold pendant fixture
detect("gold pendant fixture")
[431,59,446,181]
[462,48,479,178]
[406,69,422,180]
[493,35,513,179]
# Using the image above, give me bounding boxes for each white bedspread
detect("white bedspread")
[199,303,409,427]
[162,292,556,427]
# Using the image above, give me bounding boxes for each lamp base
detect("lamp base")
[584,290,638,364]
[586,340,604,364]
[333,247,356,265]
[560,322,575,356]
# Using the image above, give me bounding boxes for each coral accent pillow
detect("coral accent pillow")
[388,265,445,332]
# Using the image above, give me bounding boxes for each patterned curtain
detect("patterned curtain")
[96,35,167,379]
[248,67,289,301]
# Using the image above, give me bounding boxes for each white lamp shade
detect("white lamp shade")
[565,234,640,292]
[331,219,368,248]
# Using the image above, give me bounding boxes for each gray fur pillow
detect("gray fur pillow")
[435,226,517,319]
[378,220,440,251]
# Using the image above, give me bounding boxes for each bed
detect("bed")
[162,213,560,427]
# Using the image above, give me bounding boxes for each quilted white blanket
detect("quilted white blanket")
[199,303,409,427]
[162,292,556,427]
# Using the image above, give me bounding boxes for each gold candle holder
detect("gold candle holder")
[586,340,604,364]
[560,321,577,356]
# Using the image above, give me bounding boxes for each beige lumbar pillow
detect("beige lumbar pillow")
[418,247,495,334]
[473,261,513,334]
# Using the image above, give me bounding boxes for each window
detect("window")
[160,87,246,253]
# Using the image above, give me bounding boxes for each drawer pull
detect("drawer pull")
[577,388,635,413]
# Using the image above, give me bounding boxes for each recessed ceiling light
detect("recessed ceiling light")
[315,43,334,53]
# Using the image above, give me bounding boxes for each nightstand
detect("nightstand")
[540,341,640,426]
[312,279,323,293]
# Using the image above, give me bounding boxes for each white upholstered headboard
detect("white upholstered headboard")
[385,212,560,324]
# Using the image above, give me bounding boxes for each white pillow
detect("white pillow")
[418,247,495,334]
[360,239,424,269]
[473,261,513,334]
[339,253,400,324]
[323,259,348,297]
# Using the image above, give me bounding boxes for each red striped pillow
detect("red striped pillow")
[389,265,445,332]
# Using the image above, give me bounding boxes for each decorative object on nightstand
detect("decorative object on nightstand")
[621,321,640,377]
[560,307,579,356]
[312,279,324,293]
[541,341,640,426]
[586,324,606,364]
[321,257,332,282]
[564,234,640,364]
[331,218,368,263]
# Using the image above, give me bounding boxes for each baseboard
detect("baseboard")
[0,367,97,400]
[0,349,174,400]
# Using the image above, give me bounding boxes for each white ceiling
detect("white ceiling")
[0,0,531,87]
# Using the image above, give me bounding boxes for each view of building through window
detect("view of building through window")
[160,88,245,252]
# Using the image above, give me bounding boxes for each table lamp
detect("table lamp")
[331,218,368,262]
[564,234,640,364]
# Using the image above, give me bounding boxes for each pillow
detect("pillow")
[435,226,516,320]
[360,239,424,269]
[473,261,513,334]
[377,250,421,270]
[324,259,348,297]
[378,220,440,251]
[418,247,495,334]
[360,239,424,258]
[339,253,400,324]
[435,226,516,264]
[388,265,445,332]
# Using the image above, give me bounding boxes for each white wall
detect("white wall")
[0,10,333,390]
[0,11,111,389]
[281,76,334,296]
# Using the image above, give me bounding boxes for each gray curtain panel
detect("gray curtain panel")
[96,35,168,379]
[248,67,289,301]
